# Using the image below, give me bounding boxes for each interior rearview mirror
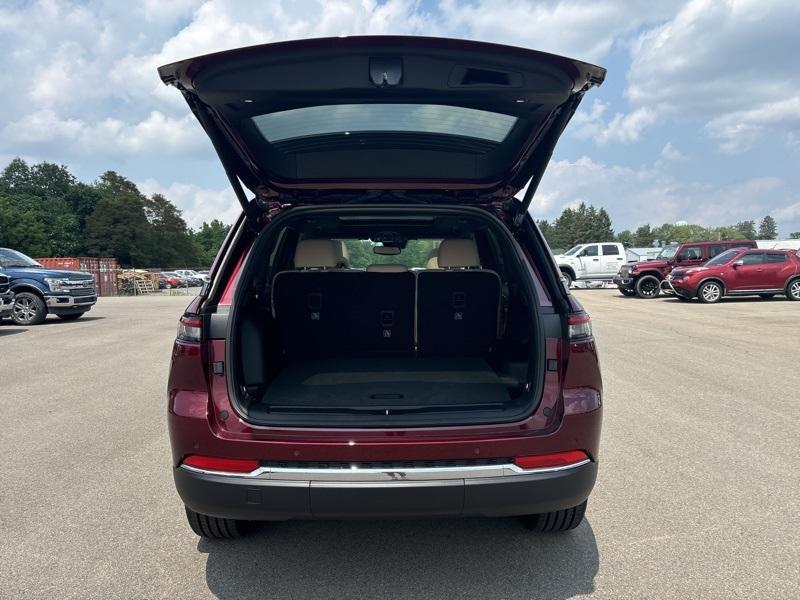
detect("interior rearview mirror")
[374,245,401,256]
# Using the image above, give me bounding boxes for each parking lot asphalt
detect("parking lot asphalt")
[1,291,798,599]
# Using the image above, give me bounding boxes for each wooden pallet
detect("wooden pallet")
[135,279,155,294]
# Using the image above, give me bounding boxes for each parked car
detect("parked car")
[0,248,97,325]
[158,272,183,289]
[614,240,757,298]
[160,36,606,539]
[555,242,626,287]
[0,274,14,320]
[664,248,800,303]
[174,270,207,285]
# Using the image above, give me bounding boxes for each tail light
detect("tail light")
[567,313,592,341]
[514,450,590,470]
[182,455,260,473]
[176,316,201,342]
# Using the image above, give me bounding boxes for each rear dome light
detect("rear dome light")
[567,313,592,340]
[514,450,589,470]
[177,316,202,342]
[182,455,260,473]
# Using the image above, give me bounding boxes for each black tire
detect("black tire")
[12,292,47,325]
[634,275,661,299]
[560,270,573,288]
[758,293,775,300]
[786,278,800,301]
[185,506,246,539]
[57,312,86,321]
[521,500,587,533]
[619,288,636,297]
[697,280,723,304]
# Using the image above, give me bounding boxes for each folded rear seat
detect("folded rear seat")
[272,241,414,358]
[416,239,501,356]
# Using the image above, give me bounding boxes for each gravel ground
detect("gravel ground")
[1,291,797,599]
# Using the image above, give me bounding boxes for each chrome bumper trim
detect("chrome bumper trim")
[179,459,592,482]
[45,295,97,308]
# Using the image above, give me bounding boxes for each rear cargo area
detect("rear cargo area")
[229,207,542,427]
[248,357,514,420]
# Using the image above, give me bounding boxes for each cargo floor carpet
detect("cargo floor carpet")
[251,356,511,416]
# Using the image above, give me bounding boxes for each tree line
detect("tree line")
[0,158,230,267]
[536,202,797,251]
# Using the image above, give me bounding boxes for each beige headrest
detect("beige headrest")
[425,256,439,269]
[437,239,480,268]
[335,240,350,268]
[366,264,408,272]
[294,239,340,269]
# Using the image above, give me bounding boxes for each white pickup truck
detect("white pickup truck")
[553,242,627,287]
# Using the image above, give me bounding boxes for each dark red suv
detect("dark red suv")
[162,37,606,538]
[666,248,800,303]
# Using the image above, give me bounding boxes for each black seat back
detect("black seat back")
[416,239,501,356]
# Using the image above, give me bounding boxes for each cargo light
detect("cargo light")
[182,455,260,473]
[514,450,589,470]
[177,316,202,342]
[567,313,592,341]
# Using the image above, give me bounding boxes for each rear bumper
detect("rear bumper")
[173,460,597,520]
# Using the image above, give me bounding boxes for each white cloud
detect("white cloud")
[622,0,800,152]
[136,179,240,228]
[659,142,686,161]
[571,100,657,144]
[2,110,210,157]
[534,156,796,233]
[437,0,679,63]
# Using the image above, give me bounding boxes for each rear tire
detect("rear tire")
[185,507,246,539]
[57,312,85,321]
[560,271,573,288]
[634,275,661,298]
[698,281,723,304]
[521,500,587,533]
[619,288,636,297]
[786,278,800,301]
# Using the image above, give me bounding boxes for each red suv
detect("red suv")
[666,248,800,303]
[162,37,605,538]
[614,240,756,298]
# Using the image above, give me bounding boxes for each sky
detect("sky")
[1,0,799,235]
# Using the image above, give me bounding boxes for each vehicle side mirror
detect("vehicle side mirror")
[733,259,744,267]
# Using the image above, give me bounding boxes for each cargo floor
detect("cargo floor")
[249,356,512,418]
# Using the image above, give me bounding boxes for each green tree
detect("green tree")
[632,224,655,247]
[615,230,633,246]
[735,220,757,239]
[193,219,231,267]
[0,194,49,255]
[536,219,556,248]
[85,171,154,265]
[145,193,198,267]
[757,215,777,240]
[789,231,800,239]
[0,159,80,256]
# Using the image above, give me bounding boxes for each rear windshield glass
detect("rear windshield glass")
[252,104,518,143]
[342,239,442,270]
